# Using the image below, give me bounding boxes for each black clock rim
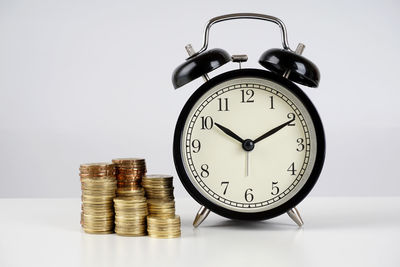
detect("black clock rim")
[173,68,326,221]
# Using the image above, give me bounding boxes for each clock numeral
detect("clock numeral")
[240,89,254,103]
[296,138,305,152]
[287,113,296,126]
[200,164,209,178]
[217,98,229,111]
[269,96,275,109]
[200,116,214,130]
[271,181,280,196]
[287,162,297,176]
[191,139,201,153]
[244,188,254,202]
[221,181,229,195]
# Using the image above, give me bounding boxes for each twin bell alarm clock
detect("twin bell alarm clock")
[171,13,325,227]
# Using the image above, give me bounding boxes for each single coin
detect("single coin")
[112,158,145,163]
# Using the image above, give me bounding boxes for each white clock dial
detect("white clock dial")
[181,77,317,213]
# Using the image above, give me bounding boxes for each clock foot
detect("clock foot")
[193,206,211,228]
[287,207,304,227]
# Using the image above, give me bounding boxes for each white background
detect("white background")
[0,0,399,198]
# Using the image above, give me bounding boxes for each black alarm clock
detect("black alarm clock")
[171,13,325,227]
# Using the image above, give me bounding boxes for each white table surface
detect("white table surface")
[0,197,399,267]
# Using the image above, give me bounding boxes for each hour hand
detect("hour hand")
[214,122,244,144]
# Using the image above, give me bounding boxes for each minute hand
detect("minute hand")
[253,118,295,144]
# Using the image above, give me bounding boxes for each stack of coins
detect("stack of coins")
[147,215,181,239]
[142,175,181,238]
[142,175,174,201]
[114,196,148,236]
[112,158,146,195]
[80,163,116,234]
[147,199,175,218]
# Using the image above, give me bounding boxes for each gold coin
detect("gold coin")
[80,163,115,173]
[82,209,114,215]
[116,166,146,170]
[83,225,114,230]
[81,176,116,182]
[142,177,172,182]
[79,173,115,178]
[115,223,146,228]
[115,207,148,213]
[117,188,145,196]
[117,186,142,191]
[115,211,148,217]
[112,158,145,164]
[145,187,174,191]
[143,174,172,179]
[147,215,180,224]
[81,191,116,196]
[117,170,146,175]
[114,163,146,167]
[143,174,172,178]
[117,181,142,187]
[114,231,146,237]
[82,198,114,204]
[116,165,146,170]
[114,216,147,222]
[81,187,116,193]
[81,202,114,208]
[147,233,181,239]
[79,167,115,172]
[115,225,146,230]
[114,201,148,206]
[147,228,181,233]
[115,210,148,216]
[147,199,175,205]
[117,173,142,178]
[142,184,173,189]
[83,213,114,219]
[82,211,114,217]
[113,196,146,202]
[80,162,115,167]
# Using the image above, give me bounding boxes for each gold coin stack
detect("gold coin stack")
[114,196,148,236]
[147,215,181,239]
[80,163,116,234]
[112,158,146,195]
[147,199,175,218]
[142,175,181,238]
[142,174,174,201]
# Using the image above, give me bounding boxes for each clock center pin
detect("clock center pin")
[242,139,255,151]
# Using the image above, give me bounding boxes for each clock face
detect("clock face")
[174,69,325,219]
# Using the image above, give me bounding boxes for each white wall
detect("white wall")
[0,0,399,197]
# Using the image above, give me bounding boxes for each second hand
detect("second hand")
[246,152,249,177]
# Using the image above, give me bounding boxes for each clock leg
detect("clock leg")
[193,205,211,228]
[287,207,304,227]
